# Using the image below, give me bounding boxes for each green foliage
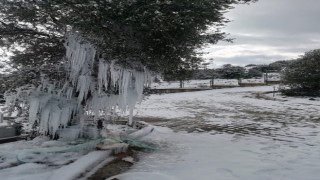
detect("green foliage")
[192,69,215,79]
[163,68,193,82]
[269,60,290,72]
[0,74,6,94]
[215,64,245,79]
[163,56,203,81]
[192,60,291,80]
[281,49,320,96]
[244,61,290,78]
[245,68,262,78]
[0,0,256,91]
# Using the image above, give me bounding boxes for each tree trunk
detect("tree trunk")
[179,80,184,88]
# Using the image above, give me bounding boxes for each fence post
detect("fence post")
[0,113,3,123]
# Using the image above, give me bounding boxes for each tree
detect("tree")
[193,69,215,79]
[269,60,291,72]
[163,68,193,88]
[0,0,257,137]
[245,68,261,78]
[0,0,256,89]
[216,64,245,79]
[163,56,203,88]
[281,49,320,96]
[0,73,6,94]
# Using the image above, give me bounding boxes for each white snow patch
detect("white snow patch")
[48,151,111,180]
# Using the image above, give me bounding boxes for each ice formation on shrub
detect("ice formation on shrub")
[24,32,151,136]
[28,92,78,136]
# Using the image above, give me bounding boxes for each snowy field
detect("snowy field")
[110,86,320,180]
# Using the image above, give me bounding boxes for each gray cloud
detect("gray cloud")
[227,0,320,35]
[204,0,320,67]
[212,54,292,67]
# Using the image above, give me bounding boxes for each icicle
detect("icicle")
[39,104,51,134]
[58,82,69,97]
[110,60,122,88]
[49,104,62,136]
[28,97,40,125]
[144,67,152,88]
[128,108,134,126]
[60,106,71,128]
[133,70,145,101]
[118,69,131,111]
[64,33,96,85]
[98,59,109,94]
[47,83,55,94]
[76,75,92,104]
[4,93,16,107]
[23,32,154,137]
[66,87,73,100]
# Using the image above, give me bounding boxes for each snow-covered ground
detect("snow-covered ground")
[0,122,145,180]
[0,136,112,180]
[1,86,319,180]
[110,86,320,180]
[0,121,9,127]
[241,78,264,83]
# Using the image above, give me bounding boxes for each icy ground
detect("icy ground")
[111,86,320,180]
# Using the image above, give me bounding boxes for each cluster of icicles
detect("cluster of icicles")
[24,33,151,136]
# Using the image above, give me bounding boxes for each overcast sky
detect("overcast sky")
[202,0,320,68]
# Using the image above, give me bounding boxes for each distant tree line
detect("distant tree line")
[191,60,291,80]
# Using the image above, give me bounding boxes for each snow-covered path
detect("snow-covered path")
[113,86,320,180]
